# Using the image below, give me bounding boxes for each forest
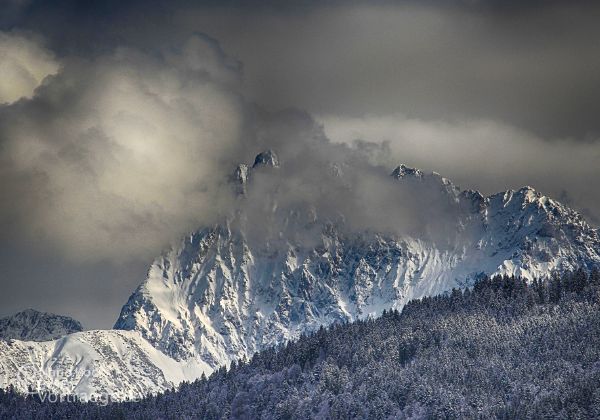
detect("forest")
[2,268,600,419]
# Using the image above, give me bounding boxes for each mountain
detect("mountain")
[114,152,600,372]
[0,330,209,401]
[2,152,599,401]
[0,309,83,342]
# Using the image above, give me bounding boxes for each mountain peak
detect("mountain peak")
[391,164,423,179]
[253,150,280,168]
[0,309,83,341]
[231,163,249,195]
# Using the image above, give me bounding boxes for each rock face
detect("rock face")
[0,309,83,342]
[252,149,280,168]
[114,153,600,370]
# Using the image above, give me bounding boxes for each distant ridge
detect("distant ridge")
[0,309,83,342]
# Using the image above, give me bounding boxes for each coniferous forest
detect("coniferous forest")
[2,269,600,419]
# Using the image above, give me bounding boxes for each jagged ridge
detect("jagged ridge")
[114,153,600,371]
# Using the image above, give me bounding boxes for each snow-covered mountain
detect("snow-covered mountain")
[0,330,209,401]
[2,152,599,400]
[114,152,600,370]
[0,309,83,342]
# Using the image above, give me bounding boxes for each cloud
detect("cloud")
[214,109,469,252]
[0,31,59,104]
[0,34,247,261]
[149,1,600,140]
[2,29,597,267]
[0,28,457,269]
[320,113,600,225]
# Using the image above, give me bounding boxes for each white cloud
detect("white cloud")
[0,35,246,261]
[320,113,600,225]
[0,32,59,104]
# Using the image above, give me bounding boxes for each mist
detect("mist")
[322,114,600,225]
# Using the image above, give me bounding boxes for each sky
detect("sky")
[1,0,599,329]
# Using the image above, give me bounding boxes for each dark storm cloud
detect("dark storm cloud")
[0,0,599,328]
[7,0,600,138]
[171,1,600,139]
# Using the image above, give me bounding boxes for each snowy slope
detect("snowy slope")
[0,309,83,342]
[114,153,600,371]
[0,330,210,401]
